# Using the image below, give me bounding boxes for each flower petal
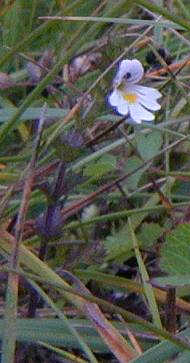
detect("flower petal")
[132,85,162,100]
[139,95,161,111]
[126,59,144,83]
[129,103,154,123]
[108,90,129,115]
[116,99,129,116]
[113,59,144,86]
[108,90,121,106]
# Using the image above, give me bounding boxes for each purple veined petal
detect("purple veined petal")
[114,59,134,84]
[129,103,155,123]
[125,59,144,83]
[132,85,162,99]
[113,59,144,86]
[119,59,133,74]
[108,90,121,106]
[139,95,161,111]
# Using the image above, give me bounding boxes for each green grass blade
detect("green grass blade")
[28,279,99,363]
[128,217,162,328]
[135,0,190,31]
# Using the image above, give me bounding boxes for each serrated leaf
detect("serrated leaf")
[84,154,116,178]
[104,180,174,261]
[160,223,190,275]
[136,131,163,160]
[125,156,149,190]
[104,225,134,261]
[138,223,164,248]
[104,223,164,263]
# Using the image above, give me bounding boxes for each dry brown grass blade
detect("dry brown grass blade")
[61,271,137,362]
[146,58,190,78]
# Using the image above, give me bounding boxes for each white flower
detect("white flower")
[108,59,162,123]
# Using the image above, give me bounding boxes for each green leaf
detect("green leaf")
[125,156,149,190]
[138,223,164,248]
[160,223,190,275]
[172,351,190,363]
[84,154,116,178]
[104,180,174,261]
[54,139,82,163]
[136,131,163,161]
[104,224,134,261]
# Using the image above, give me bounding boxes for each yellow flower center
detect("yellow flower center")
[123,92,138,104]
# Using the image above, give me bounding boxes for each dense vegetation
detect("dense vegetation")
[1,1,190,362]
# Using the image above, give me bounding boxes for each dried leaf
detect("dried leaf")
[69,52,102,82]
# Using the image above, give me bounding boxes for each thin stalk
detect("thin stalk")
[1,105,46,363]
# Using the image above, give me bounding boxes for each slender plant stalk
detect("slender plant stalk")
[1,106,46,363]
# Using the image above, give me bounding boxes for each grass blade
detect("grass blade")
[128,217,162,329]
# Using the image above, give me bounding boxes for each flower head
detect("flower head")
[108,59,162,123]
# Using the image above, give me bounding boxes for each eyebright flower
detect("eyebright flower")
[108,59,162,123]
